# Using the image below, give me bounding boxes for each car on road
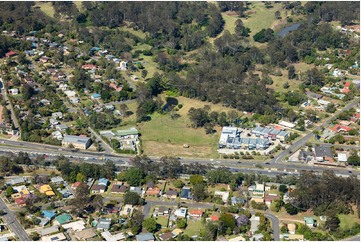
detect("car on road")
[265,162,270,165]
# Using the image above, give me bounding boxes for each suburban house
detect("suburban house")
[265,194,280,207]
[231,196,245,206]
[250,215,260,234]
[55,214,72,225]
[252,126,289,142]
[42,210,56,220]
[180,187,191,200]
[314,145,334,162]
[157,206,170,216]
[62,220,86,232]
[304,217,316,228]
[50,176,65,185]
[164,189,178,199]
[91,184,106,194]
[337,153,348,162]
[39,185,55,196]
[214,190,230,203]
[189,210,203,219]
[111,184,128,194]
[174,208,187,218]
[130,186,143,196]
[98,178,109,187]
[62,135,92,149]
[298,150,314,162]
[6,50,17,58]
[250,183,265,203]
[306,91,323,100]
[75,228,97,241]
[97,218,111,231]
[332,124,352,133]
[120,204,134,217]
[41,232,67,241]
[146,187,161,196]
[6,177,26,186]
[91,93,101,99]
[136,233,155,241]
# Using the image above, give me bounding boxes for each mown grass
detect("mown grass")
[34,2,55,18]
[338,213,360,230]
[183,219,204,237]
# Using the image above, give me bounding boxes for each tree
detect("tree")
[326,103,336,113]
[279,184,288,193]
[347,154,360,166]
[288,65,296,79]
[190,174,204,185]
[5,186,14,197]
[206,168,232,184]
[124,191,143,206]
[129,209,144,235]
[192,183,207,202]
[325,215,340,232]
[142,217,157,233]
[177,219,187,229]
[119,104,129,117]
[275,10,281,19]
[76,173,86,182]
[172,180,184,189]
[124,168,145,186]
[72,183,89,212]
[284,203,298,215]
[219,213,236,235]
[283,82,290,89]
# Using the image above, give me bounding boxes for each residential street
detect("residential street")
[271,98,359,164]
[0,197,30,241]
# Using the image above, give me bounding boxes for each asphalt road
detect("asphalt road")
[271,98,359,164]
[0,197,30,241]
[343,235,360,241]
[264,212,280,241]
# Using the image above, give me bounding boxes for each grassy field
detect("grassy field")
[155,216,169,228]
[34,2,55,18]
[120,26,147,39]
[114,100,138,126]
[183,219,204,237]
[138,95,242,158]
[338,213,360,230]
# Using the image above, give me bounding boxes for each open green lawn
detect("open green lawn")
[119,26,147,39]
[155,216,169,228]
[221,12,238,34]
[134,54,161,79]
[34,2,55,18]
[183,220,204,237]
[138,112,219,158]
[338,213,360,230]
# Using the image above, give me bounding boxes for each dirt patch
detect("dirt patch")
[143,141,213,158]
[245,10,257,15]
[0,105,3,123]
[225,11,239,16]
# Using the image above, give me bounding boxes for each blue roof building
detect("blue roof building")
[180,187,191,200]
[98,178,109,187]
[91,93,101,99]
[42,210,56,220]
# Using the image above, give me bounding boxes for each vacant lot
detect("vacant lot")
[138,95,242,158]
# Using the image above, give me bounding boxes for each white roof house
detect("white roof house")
[64,90,76,98]
[41,232,66,241]
[278,120,295,129]
[61,220,85,232]
[101,231,126,241]
[317,100,331,106]
[214,191,230,203]
[250,215,260,234]
[174,208,187,218]
[337,153,348,162]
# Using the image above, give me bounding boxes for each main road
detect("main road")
[0,197,30,241]
[271,98,359,164]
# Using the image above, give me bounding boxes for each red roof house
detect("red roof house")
[189,210,203,219]
[146,187,161,196]
[209,215,219,221]
[15,197,26,207]
[6,50,17,58]
[71,182,82,190]
[82,64,97,70]
[332,124,352,133]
